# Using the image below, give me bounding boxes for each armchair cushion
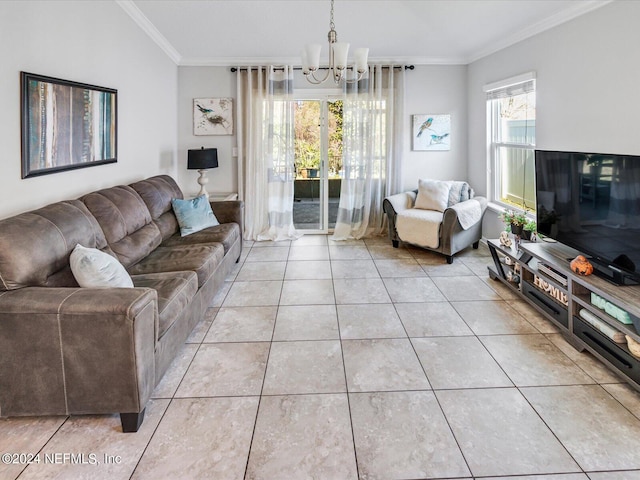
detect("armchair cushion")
[415,179,450,212]
[396,208,444,249]
[448,181,474,206]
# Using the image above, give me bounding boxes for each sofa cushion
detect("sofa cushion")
[82,185,162,268]
[0,200,110,290]
[415,179,450,212]
[132,271,198,340]
[127,244,224,287]
[70,244,134,288]
[129,175,183,241]
[160,223,240,255]
[172,195,219,236]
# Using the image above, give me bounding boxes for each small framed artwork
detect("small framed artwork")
[412,114,451,151]
[193,98,233,135]
[21,72,117,178]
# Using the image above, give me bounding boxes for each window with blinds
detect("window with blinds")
[485,72,536,213]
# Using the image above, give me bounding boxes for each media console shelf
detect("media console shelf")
[488,238,640,390]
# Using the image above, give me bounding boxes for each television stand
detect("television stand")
[488,238,640,391]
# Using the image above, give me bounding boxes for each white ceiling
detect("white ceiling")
[119,0,612,66]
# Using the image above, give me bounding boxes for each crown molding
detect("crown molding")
[178,56,466,67]
[116,0,182,64]
[466,0,613,63]
[179,57,299,67]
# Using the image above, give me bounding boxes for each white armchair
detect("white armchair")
[383,180,487,263]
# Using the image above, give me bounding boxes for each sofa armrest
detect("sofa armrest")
[210,200,244,234]
[0,287,157,419]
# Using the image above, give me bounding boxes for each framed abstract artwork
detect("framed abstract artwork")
[412,114,451,151]
[21,72,117,178]
[193,98,233,135]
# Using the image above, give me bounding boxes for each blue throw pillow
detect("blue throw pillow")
[171,195,219,236]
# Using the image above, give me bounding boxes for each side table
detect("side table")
[209,193,238,201]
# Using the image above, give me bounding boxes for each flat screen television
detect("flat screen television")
[535,149,640,285]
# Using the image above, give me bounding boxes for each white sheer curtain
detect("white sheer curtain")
[236,66,301,241]
[332,65,405,240]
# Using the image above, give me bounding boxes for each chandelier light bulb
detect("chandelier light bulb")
[305,44,322,72]
[300,50,310,74]
[354,48,369,74]
[332,42,349,70]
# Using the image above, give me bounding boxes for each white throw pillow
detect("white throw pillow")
[414,179,450,212]
[70,244,134,288]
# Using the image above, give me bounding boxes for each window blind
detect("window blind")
[483,71,536,100]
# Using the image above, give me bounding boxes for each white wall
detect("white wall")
[401,65,468,191]
[467,0,640,237]
[0,1,178,219]
[176,64,468,195]
[178,67,237,197]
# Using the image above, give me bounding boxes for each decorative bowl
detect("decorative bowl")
[626,335,640,359]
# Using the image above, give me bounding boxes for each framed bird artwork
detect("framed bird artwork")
[193,98,233,135]
[412,114,451,151]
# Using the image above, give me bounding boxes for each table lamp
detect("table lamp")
[187,147,218,199]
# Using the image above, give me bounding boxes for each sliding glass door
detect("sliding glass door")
[293,96,343,232]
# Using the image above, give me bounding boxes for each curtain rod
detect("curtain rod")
[230,65,414,73]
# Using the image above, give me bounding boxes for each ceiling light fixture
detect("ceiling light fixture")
[301,0,369,85]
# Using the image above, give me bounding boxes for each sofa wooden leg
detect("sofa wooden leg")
[472,241,479,249]
[120,410,145,433]
[446,255,454,264]
[392,240,399,248]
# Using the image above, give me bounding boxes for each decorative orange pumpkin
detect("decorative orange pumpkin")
[570,255,593,276]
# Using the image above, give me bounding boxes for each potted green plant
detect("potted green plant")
[301,157,320,178]
[500,209,527,235]
[295,143,321,179]
[523,219,536,240]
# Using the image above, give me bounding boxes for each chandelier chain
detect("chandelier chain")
[330,0,335,31]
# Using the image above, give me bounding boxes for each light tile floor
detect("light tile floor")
[3,236,640,480]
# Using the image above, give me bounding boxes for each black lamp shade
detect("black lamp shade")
[188,147,218,170]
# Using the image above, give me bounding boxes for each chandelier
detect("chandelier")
[301,0,369,85]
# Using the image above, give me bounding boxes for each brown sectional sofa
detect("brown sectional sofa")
[0,175,243,432]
